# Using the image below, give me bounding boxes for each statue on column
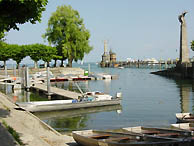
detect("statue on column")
[178,11,187,24]
[178,11,189,64]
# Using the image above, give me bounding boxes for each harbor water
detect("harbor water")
[1,63,194,133]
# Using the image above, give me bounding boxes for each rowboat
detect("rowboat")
[171,123,194,132]
[72,130,193,146]
[176,113,194,123]
[122,126,192,138]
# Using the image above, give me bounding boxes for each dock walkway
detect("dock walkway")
[31,83,82,99]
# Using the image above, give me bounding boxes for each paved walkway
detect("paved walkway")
[0,92,77,146]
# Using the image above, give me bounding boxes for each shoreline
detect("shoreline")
[0,91,77,146]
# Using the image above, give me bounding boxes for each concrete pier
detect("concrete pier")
[0,92,76,146]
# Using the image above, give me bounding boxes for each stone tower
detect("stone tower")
[178,12,189,63]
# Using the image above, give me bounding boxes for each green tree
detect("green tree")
[0,42,12,68]
[43,5,93,67]
[24,44,46,68]
[9,44,26,68]
[41,45,57,67]
[191,40,194,51]
[0,0,48,32]
[0,31,5,41]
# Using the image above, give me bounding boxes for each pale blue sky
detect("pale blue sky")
[5,0,194,62]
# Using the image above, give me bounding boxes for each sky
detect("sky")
[5,0,194,63]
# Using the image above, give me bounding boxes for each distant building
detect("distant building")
[100,41,117,67]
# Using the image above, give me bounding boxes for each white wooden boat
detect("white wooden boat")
[171,123,194,132]
[72,130,193,146]
[176,113,194,123]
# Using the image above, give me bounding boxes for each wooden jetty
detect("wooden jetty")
[31,83,82,99]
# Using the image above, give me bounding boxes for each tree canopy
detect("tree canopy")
[43,5,93,67]
[0,43,57,68]
[0,42,11,66]
[0,0,48,32]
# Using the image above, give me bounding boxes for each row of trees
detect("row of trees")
[0,3,93,68]
[0,43,57,68]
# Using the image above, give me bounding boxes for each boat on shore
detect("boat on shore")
[176,113,194,123]
[122,126,192,138]
[72,130,193,146]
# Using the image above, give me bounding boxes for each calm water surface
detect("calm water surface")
[1,63,194,133]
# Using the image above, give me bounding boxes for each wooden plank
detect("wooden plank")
[31,83,81,99]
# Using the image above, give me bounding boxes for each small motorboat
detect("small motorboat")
[176,113,194,123]
[84,91,113,101]
[122,126,192,139]
[72,130,193,146]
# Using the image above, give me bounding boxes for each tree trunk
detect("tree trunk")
[60,59,64,67]
[67,58,73,67]
[47,62,50,67]
[3,60,6,69]
[54,59,57,67]
[34,61,38,69]
[16,63,19,69]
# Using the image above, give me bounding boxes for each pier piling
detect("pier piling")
[47,67,52,99]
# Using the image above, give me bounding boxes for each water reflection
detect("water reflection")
[175,79,194,113]
[52,81,90,93]
[34,105,122,133]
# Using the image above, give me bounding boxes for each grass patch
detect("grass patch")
[2,120,24,145]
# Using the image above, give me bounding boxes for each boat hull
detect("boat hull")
[17,98,121,112]
[72,130,193,146]
[176,113,194,123]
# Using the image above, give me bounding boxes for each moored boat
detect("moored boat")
[176,113,194,123]
[122,126,192,138]
[72,130,193,146]
[16,95,121,112]
[171,123,194,132]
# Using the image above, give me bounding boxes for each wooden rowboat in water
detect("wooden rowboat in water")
[176,113,194,123]
[72,130,193,146]
[171,123,194,132]
[122,126,192,139]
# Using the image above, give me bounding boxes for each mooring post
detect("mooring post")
[88,64,90,75]
[4,65,7,77]
[21,66,25,89]
[26,91,30,102]
[13,65,16,77]
[47,67,51,99]
[165,61,167,69]
[25,66,30,91]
